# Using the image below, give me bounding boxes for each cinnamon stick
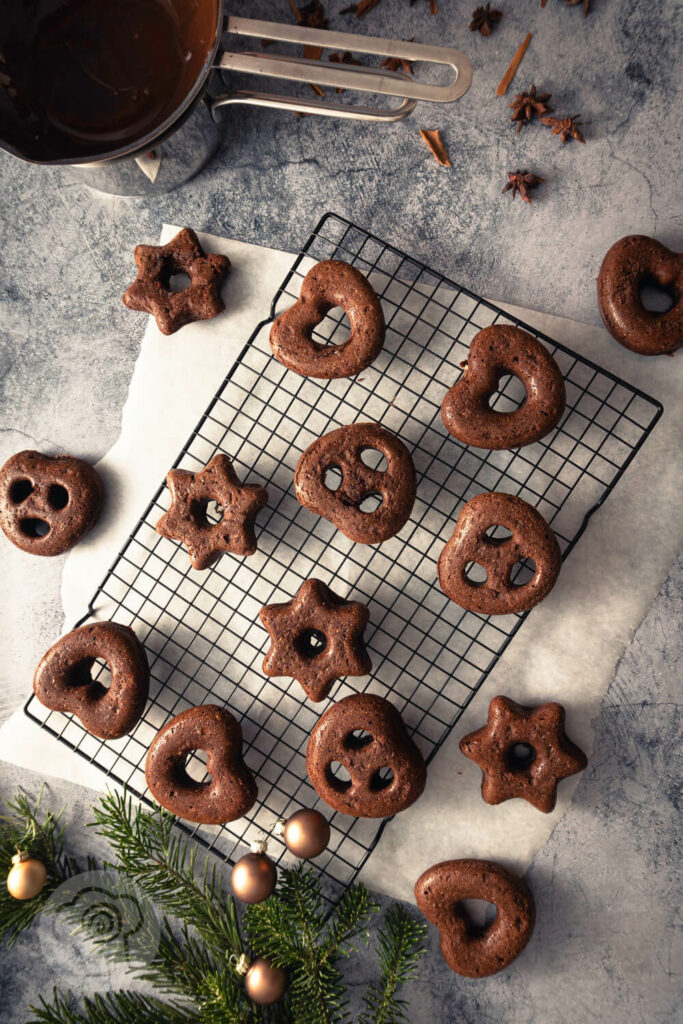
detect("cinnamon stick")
[420,129,452,167]
[496,33,533,96]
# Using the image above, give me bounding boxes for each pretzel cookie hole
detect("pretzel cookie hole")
[9,478,34,504]
[296,628,327,659]
[326,760,352,792]
[323,466,342,492]
[509,557,536,587]
[48,484,69,510]
[506,742,536,772]
[369,767,394,792]
[184,748,212,785]
[359,448,388,472]
[639,275,677,314]
[487,373,527,413]
[484,524,513,544]
[464,561,488,585]
[358,492,383,514]
[345,729,373,751]
[457,898,498,935]
[19,518,50,538]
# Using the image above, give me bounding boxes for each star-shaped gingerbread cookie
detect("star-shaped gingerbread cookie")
[156,454,267,570]
[459,695,587,813]
[123,227,231,335]
[259,579,372,703]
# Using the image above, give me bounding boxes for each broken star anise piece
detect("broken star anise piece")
[566,0,591,15]
[469,3,503,35]
[542,114,586,143]
[502,169,545,205]
[509,84,553,132]
[381,39,415,76]
[291,0,328,28]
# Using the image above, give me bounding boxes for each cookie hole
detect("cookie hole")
[509,557,536,587]
[184,748,212,784]
[484,524,513,544]
[9,478,34,504]
[345,729,373,751]
[358,492,383,514]
[369,767,394,792]
[316,308,351,348]
[506,742,536,771]
[323,466,342,492]
[296,628,327,659]
[457,898,498,935]
[488,373,527,413]
[167,271,191,293]
[639,276,677,314]
[326,761,352,792]
[19,518,50,538]
[47,484,69,510]
[464,561,488,585]
[359,448,388,472]
[192,499,224,527]
[69,657,111,695]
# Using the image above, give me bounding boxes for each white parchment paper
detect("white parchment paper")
[1,227,680,904]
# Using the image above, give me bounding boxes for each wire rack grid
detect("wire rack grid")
[25,213,661,890]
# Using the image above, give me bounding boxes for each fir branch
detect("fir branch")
[25,988,198,1024]
[320,884,376,962]
[0,788,79,947]
[358,905,427,1024]
[91,791,243,959]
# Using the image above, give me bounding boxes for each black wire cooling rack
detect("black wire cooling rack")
[25,212,662,889]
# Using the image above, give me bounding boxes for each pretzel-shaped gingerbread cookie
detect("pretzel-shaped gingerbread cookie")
[269,260,385,379]
[306,693,427,818]
[438,491,561,615]
[294,422,416,544]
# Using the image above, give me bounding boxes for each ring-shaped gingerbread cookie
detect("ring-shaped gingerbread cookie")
[294,422,416,544]
[441,325,566,449]
[33,622,149,739]
[269,260,385,378]
[597,235,682,355]
[306,693,427,818]
[415,859,535,977]
[438,491,561,615]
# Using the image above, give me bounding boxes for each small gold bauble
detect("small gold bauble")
[6,852,47,901]
[283,809,330,860]
[231,852,277,904]
[244,957,287,1005]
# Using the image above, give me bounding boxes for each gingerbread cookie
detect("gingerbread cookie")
[0,450,103,556]
[260,578,371,703]
[123,227,231,335]
[597,235,682,355]
[306,693,427,817]
[294,423,416,544]
[33,622,149,740]
[145,705,257,824]
[438,492,561,615]
[441,325,566,449]
[415,859,535,977]
[270,260,385,378]
[156,453,268,570]
[460,695,587,813]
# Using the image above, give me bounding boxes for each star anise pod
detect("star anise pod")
[469,3,503,35]
[381,39,415,76]
[293,0,328,28]
[328,50,363,92]
[502,169,545,204]
[509,84,553,132]
[542,114,586,143]
[567,0,590,15]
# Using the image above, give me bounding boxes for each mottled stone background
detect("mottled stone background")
[0,0,681,1019]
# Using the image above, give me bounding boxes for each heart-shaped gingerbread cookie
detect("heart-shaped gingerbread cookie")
[145,705,257,824]
[269,260,385,379]
[441,325,565,449]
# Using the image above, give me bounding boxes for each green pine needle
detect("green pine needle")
[25,988,198,1024]
[358,905,428,1024]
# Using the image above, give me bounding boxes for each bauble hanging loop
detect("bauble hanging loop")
[230,838,277,904]
[6,850,47,901]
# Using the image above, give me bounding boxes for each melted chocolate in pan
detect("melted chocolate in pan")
[0,0,219,161]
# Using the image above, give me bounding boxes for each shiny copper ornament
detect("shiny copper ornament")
[231,847,277,904]
[283,809,330,859]
[245,958,288,1005]
[6,852,47,900]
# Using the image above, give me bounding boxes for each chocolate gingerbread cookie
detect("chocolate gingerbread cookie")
[33,621,149,740]
[294,422,416,544]
[460,695,587,813]
[260,578,371,703]
[270,260,385,378]
[438,491,561,615]
[0,450,103,556]
[441,325,566,449]
[145,705,257,824]
[597,235,682,355]
[415,859,535,977]
[156,453,268,570]
[123,227,231,336]
[306,693,427,817]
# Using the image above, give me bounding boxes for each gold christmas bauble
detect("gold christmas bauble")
[283,809,330,860]
[231,852,277,904]
[244,958,287,1005]
[7,853,47,900]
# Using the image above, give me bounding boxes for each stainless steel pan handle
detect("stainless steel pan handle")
[211,15,472,122]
